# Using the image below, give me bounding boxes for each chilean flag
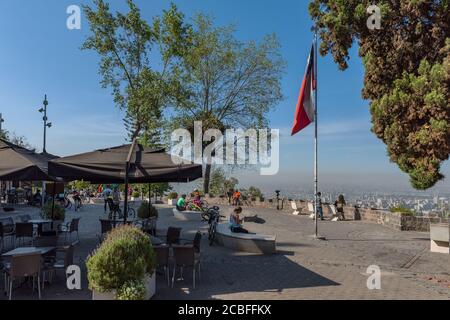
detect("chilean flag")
[291,45,316,136]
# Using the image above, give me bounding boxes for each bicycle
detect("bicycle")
[201,205,220,222]
[110,203,136,221]
[208,207,225,246]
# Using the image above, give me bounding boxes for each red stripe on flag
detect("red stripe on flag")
[291,74,312,135]
[291,45,315,136]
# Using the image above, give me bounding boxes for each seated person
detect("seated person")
[176,195,187,212]
[229,207,248,234]
[192,189,202,207]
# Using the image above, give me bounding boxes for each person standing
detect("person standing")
[316,192,324,221]
[334,194,346,221]
[227,189,234,205]
[112,187,121,206]
[102,185,112,213]
[232,189,241,206]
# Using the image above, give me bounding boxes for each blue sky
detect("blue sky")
[0,0,448,191]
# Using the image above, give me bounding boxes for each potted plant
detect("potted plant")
[87,225,157,300]
[137,201,159,235]
[167,192,178,206]
[41,202,65,232]
[131,191,140,201]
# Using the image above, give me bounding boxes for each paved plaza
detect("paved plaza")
[1,203,449,300]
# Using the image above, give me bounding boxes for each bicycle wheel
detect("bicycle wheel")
[209,224,217,246]
[201,211,210,222]
[127,207,136,219]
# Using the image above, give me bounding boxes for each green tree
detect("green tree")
[1,131,34,150]
[309,0,450,189]
[208,168,227,197]
[83,0,192,143]
[69,180,91,191]
[170,15,285,193]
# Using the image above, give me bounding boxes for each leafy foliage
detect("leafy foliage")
[41,203,65,221]
[241,186,264,199]
[137,201,159,219]
[87,225,156,293]
[116,279,146,300]
[390,205,415,216]
[169,14,285,193]
[309,0,450,189]
[167,192,178,199]
[83,0,192,142]
[68,180,91,191]
[208,168,239,197]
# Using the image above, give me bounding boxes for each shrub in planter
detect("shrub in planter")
[116,280,146,300]
[86,225,156,298]
[132,191,140,198]
[168,192,178,200]
[137,201,159,219]
[41,202,65,221]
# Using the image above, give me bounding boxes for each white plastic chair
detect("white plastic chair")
[291,202,300,216]
[308,202,315,219]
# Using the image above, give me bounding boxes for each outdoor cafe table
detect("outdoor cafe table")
[2,246,56,257]
[28,219,53,225]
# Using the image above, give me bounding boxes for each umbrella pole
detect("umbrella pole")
[51,182,56,231]
[124,165,129,224]
[124,138,137,225]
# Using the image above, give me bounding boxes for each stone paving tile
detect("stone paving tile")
[0,203,449,300]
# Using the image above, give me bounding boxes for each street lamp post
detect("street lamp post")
[38,95,52,154]
[0,113,4,133]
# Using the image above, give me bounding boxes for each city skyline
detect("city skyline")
[0,0,449,191]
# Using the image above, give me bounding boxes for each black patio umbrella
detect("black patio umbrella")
[0,138,57,181]
[48,140,203,222]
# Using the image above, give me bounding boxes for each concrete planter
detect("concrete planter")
[92,273,156,300]
[430,223,449,254]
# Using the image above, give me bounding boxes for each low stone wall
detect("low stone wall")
[201,195,448,232]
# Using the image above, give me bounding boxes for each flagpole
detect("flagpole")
[313,27,319,239]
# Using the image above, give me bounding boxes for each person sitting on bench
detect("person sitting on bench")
[229,207,248,234]
[176,194,187,212]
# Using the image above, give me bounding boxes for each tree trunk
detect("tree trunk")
[203,163,212,195]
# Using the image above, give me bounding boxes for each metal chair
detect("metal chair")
[166,227,182,246]
[98,219,113,243]
[153,246,170,286]
[0,218,16,248]
[15,223,34,247]
[4,252,42,300]
[171,245,200,289]
[59,218,80,245]
[42,245,74,288]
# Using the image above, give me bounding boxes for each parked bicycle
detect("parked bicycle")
[208,206,225,246]
[201,205,220,222]
[106,198,136,221]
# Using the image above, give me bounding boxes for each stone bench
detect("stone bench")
[216,223,276,254]
[172,208,203,222]
[430,223,449,254]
